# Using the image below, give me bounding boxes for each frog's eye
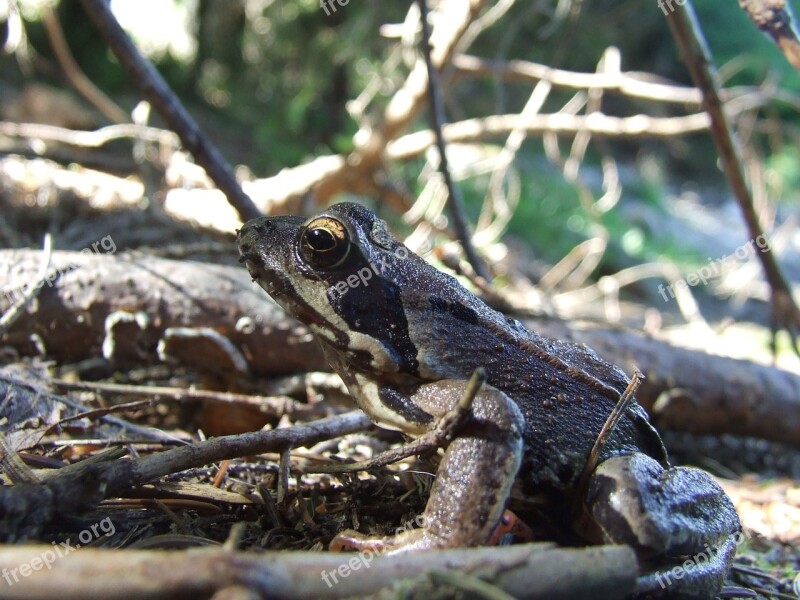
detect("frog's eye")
[300,217,351,269]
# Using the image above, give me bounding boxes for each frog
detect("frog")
[237,202,742,599]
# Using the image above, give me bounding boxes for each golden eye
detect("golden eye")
[300,217,350,268]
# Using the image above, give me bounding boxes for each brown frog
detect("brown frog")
[237,202,741,599]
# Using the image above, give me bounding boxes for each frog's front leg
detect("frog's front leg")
[583,453,741,599]
[332,379,524,553]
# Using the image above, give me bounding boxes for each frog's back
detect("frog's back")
[399,267,668,496]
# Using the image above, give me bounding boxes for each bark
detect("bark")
[0,250,325,376]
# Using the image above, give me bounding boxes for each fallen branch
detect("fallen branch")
[0,543,637,600]
[0,250,325,375]
[388,112,713,160]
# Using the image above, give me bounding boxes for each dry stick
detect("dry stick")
[102,411,372,496]
[416,0,490,280]
[307,367,485,474]
[77,0,260,223]
[1,373,176,443]
[0,543,638,600]
[0,121,179,147]
[52,379,321,420]
[570,370,645,533]
[739,0,800,72]
[665,2,800,357]
[41,399,155,435]
[576,370,645,494]
[41,6,129,124]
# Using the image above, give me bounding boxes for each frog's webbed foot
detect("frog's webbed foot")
[584,453,741,600]
[331,380,524,553]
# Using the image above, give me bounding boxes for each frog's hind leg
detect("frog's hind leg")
[331,381,524,553]
[583,453,742,600]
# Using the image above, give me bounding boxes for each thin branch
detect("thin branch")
[453,54,704,104]
[739,0,800,72]
[103,411,371,494]
[0,121,179,148]
[576,370,644,494]
[387,111,714,160]
[77,0,260,223]
[416,0,489,280]
[41,6,130,124]
[665,2,800,357]
[51,379,322,421]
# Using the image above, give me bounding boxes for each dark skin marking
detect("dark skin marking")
[378,385,434,426]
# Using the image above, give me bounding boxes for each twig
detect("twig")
[416,0,489,280]
[665,2,800,357]
[0,412,372,539]
[307,367,485,474]
[51,379,323,420]
[575,370,644,494]
[0,373,175,443]
[103,411,372,495]
[0,121,178,148]
[41,399,155,435]
[41,6,129,124]
[453,54,701,103]
[739,0,800,72]
[387,111,715,160]
[77,0,260,223]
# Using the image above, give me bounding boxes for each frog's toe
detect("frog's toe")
[329,527,444,554]
[329,530,389,553]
